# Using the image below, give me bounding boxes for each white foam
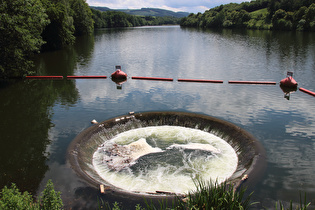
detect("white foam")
[92,126,238,194]
[167,142,221,154]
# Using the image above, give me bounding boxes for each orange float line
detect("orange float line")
[67,76,107,79]
[299,87,315,97]
[228,81,276,85]
[178,79,223,83]
[25,76,63,80]
[131,76,173,81]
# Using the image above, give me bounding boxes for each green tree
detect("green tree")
[39,180,63,209]
[272,9,293,30]
[303,3,315,31]
[40,0,75,50]
[69,0,94,35]
[0,183,37,209]
[0,0,49,78]
[0,180,63,209]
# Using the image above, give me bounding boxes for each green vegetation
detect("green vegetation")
[97,181,255,210]
[0,0,49,78]
[275,192,311,210]
[91,7,189,18]
[0,179,312,209]
[98,180,311,210]
[1,0,314,78]
[40,0,94,50]
[0,0,182,78]
[0,0,93,78]
[0,179,63,209]
[91,9,182,29]
[180,0,315,31]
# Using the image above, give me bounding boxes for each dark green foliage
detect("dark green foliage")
[40,0,76,50]
[91,7,189,18]
[0,0,49,78]
[0,0,96,78]
[0,180,63,209]
[180,0,315,32]
[0,183,37,209]
[99,181,255,210]
[39,179,63,209]
[177,180,255,210]
[91,9,181,29]
[70,0,94,35]
[40,0,95,50]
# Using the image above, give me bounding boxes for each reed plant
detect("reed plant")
[275,192,311,210]
[176,180,255,210]
[99,180,256,209]
[98,180,313,210]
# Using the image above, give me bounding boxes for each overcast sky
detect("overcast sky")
[86,0,250,14]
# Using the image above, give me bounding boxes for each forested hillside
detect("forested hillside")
[180,0,315,31]
[91,7,189,18]
[91,9,182,28]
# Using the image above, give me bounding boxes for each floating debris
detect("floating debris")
[91,119,98,124]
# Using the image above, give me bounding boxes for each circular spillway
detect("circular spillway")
[67,112,265,197]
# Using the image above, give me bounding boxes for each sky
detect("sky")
[86,0,250,14]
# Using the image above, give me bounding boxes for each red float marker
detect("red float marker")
[228,81,276,85]
[178,79,223,83]
[131,76,173,81]
[111,65,127,80]
[299,87,315,97]
[25,76,63,80]
[67,76,107,79]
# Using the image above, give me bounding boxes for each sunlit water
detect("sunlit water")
[92,126,237,194]
[1,26,315,209]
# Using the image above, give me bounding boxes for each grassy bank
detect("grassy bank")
[0,180,311,209]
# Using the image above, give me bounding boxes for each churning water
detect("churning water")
[92,126,238,194]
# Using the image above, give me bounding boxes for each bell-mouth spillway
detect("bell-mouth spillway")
[67,111,265,198]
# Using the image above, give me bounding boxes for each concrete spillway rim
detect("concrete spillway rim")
[67,111,266,198]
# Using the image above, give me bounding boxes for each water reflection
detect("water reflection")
[0,80,69,194]
[1,26,315,208]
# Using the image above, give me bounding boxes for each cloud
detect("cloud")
[86,0,250,13]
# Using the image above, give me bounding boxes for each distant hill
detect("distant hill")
[90,7,189,18]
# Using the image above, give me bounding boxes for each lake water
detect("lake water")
[0,25,315,209]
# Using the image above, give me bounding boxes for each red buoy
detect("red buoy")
[111,66,127,80]
[280,71,298,87]
[280,76,298,87]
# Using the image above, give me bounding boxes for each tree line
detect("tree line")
[0,0,93,78]
[180,0,315,31]
[0,0,181,79]
[1,0,314,78]
[91,9,181,28]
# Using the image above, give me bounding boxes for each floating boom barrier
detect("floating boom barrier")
[299,87,315,97]
[131,76,173,81]
[178,79,223,83]
[228,81,277,85]
[25,76,63,80]
[24,70,315,98]
[67,76,107,79]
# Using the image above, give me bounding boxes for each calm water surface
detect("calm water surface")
[0,26,315,209]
